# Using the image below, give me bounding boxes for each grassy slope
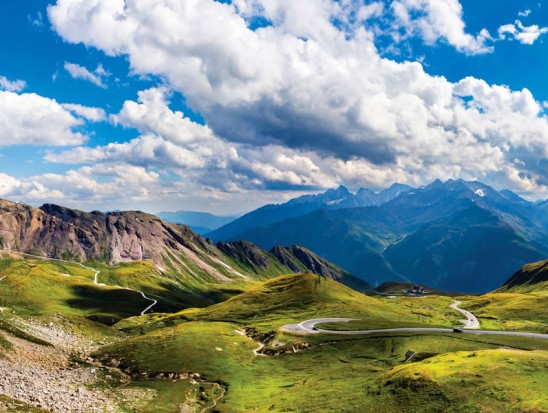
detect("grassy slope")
[97,320,548,413]
[0,256,252,323]
[459,291,548,333]
[457,261,548,333]
[376,349,548,413]
[499,259,548,292]
[319,295,463,331]
[159,273,432,331]
[96,273,548,412]
[0,258,152,324]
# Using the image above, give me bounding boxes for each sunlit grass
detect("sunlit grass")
[459,291,548,333]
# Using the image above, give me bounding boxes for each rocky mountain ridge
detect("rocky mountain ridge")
[0,199,366,289]
[208,183,413,241]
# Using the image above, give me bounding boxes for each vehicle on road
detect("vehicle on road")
[453,327,463,333]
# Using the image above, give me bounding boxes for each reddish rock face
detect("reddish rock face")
[0,199,211,268]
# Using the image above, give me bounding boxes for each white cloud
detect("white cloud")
[390,0,493,55]
[0,173,21,197]
[42,0,548,201]
[498,20,548,45]
[46,134,214,169]
[61,103,107,122]
[0,76,27,92]
[518,9,531,18]
[0,90,86,147]
[112,88,214,144]
[47,89,332,190]
[4,165,160,204]
[64,62,108,88]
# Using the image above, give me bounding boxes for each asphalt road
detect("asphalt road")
[281,301,548,339]
[450,300,480,329]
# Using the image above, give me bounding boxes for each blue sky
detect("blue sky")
[0,0,547,214]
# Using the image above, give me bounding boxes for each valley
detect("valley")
[0,194,546,412]
[209,180,548,293]
[3,1,548,411]
[0,249,546,412]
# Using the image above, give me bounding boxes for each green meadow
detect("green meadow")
[0,256,546,412]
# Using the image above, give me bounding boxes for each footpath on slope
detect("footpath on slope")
[281,300,548,339]
[13,252,158,316]
[0,253,231,412]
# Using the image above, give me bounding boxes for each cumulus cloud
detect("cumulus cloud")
[112,88,214,144]
[390,0,493,54]
[64,62,109,88]
[498,20,548,45]
[0,173,21,197]
[0,165,160,205]
[0,90,86,147]
[47,88,332,191]
[61,103,107,122]
[42,0,548,201]
[0,75,27,92]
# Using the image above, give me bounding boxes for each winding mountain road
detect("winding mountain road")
[281,300,548,339]
[450,300,480,329]
[12,253,157,316]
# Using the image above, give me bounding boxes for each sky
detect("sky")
[0,0,547,214]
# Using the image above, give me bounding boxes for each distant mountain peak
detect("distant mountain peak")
[325,184,351,195]
[388,182,412,190]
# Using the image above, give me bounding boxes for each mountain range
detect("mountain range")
[208,179,548,293]
[208,183,412,241]
[0,199,367,302]
[1,178,546,294]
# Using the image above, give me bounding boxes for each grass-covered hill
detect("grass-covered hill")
[457,259,548,333]
[93,272,547,413]
[0,198,367,303]
[375,349,548,413]
[162,273,420,330]
[499,259,548,292]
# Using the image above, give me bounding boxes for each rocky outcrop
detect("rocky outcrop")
[0,200,217,270]
[0,314,121,413]
[216,241,272,269]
